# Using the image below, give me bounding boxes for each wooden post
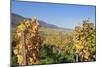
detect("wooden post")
[21,32,26,65]
[76,53,78,62]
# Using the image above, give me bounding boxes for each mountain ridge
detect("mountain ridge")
[11,13,73,32]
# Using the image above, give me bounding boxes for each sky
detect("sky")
[12,1,96,29]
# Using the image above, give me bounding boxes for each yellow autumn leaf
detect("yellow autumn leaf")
[75,44,81,49]
[17,24,25,32]
[84,55,89,59]
[25,20,31,27]
[29,57,33,63]
[83,51,90,59]
[17,55,24,64]
[83,50,87,53]
[14,48,18,55]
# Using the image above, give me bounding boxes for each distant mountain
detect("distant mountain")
[11,13,73,31]
[11,13,25,27]
[11,13,60,28]
[38,20,60,29]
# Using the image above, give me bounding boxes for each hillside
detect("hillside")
[11,13,73,32]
